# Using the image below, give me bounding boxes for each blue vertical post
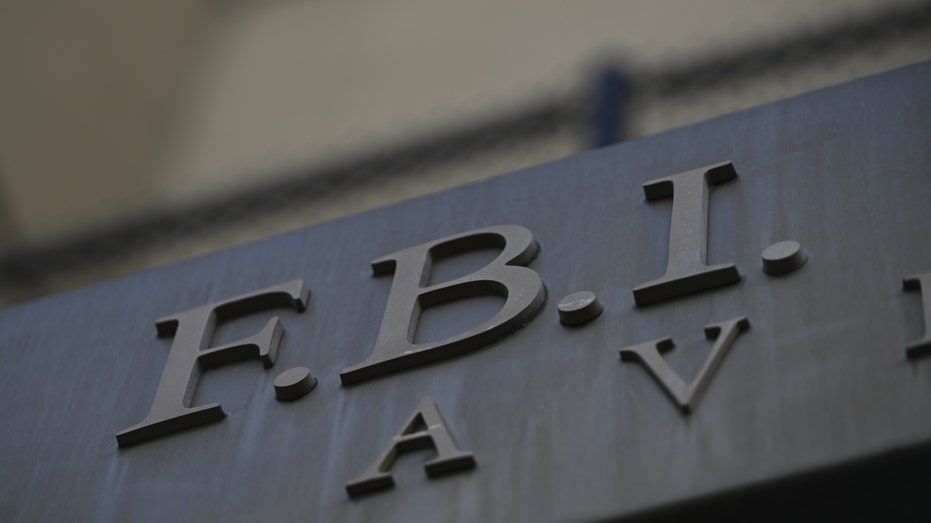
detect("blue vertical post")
[591,67,629,148]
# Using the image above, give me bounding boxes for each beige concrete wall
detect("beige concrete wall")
[0,0,212,242]
[0,0,925,246]
[156,0,922,205]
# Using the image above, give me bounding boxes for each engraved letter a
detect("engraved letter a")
[345,396,475,497]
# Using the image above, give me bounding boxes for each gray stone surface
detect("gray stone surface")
[2,62,931,522]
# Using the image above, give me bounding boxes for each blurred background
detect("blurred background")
[1,0,929,307]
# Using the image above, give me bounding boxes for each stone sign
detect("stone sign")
[2,62,931,522]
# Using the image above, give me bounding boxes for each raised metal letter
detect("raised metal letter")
[620,316,749,413]
[339,225,545,385]
[116,280,308,447]
[904,271,931,358]
[346,396,476,497]
[633,162,741,306]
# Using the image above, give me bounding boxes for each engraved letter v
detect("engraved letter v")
[620,316,749,414]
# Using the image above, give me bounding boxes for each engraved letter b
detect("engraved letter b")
[340,225,545,385]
